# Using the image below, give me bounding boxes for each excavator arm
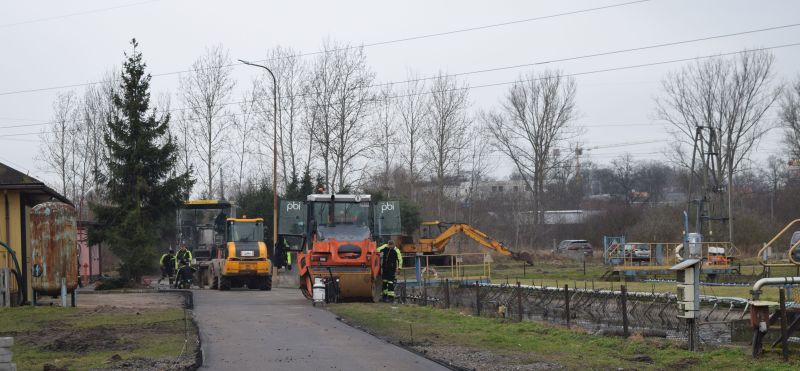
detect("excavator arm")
[423,222,532,265]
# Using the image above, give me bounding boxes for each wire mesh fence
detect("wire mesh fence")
[397,280,747,344]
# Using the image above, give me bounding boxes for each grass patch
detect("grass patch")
[330,303,800,370]
[0,306,191,371]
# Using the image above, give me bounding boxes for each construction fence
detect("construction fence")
[396,280,748,344]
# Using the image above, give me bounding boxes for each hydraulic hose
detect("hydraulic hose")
[0,240,24,306]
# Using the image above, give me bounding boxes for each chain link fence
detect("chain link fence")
[397,280,747,344]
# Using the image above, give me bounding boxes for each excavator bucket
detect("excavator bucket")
[512,251,534,265]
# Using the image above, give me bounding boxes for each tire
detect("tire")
[260,275,272,291]
[301,274,313,299]
[219,276,231,291]
[197,268,206,289]
[209,269,218,289]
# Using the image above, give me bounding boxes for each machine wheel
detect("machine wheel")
[197,268,207,289]
[219,276,231,291]
[301,274,313,299]
[209,269,218,289]
[260,275,272,291]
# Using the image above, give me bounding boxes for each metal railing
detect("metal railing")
[605,241,738,271]
[757,219,800,267]
[400,252,492,283]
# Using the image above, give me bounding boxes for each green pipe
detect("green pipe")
[0,240,23,306]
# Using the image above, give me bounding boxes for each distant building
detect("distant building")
[516,209,605,225]
[450,179,533,201]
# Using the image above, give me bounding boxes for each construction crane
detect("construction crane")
[400,221,532,265]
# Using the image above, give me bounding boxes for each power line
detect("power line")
[0,0,654,96]
[5,33,800,131]
[6,41,800,138]
[0,0,161,28]
[5,19,796,100]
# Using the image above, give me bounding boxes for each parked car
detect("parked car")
[623,243,650,260]
[557,240,593,256]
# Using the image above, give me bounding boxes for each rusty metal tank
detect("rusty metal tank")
[30,202,78,295]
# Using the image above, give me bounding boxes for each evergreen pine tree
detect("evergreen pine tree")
[314,173,326,193]
[299,168,314,197]
[284,171,301,200]
[89,39,193,283]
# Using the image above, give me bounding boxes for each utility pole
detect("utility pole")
[239,59,279,263]
[574,145,583,190]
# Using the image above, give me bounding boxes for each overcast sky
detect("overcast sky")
[1,0,798,187]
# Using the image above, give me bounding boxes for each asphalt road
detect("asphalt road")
[193,287,450,371]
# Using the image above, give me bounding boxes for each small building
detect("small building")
[0,162,71,303]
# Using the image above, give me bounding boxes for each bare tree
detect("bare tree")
[179,45,235,198]
[780,76,800,159]
[82,68,120,186]
[39,91,79,198]
[396,71,428,198]
[173,112,195,186]
[229,87,259,198]
[371,84,396,190]
[424,72,471,213]
[656,50,780,241]
[486,69,577,226]
[463,125,492,223]
[611,153,637,202]
[657,50,780,180]
[762,155,787,222]
[254,46,309,189]
[307,40,375,192]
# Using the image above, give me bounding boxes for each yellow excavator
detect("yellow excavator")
[399,221,532,264]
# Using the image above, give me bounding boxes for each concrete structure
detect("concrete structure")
[0,337,15,371]
[0,162,70,304]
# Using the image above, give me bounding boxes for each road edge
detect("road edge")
[164,289,204,370]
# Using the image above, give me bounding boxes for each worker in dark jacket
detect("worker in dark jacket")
[159,249,176,284]
[377,240,402,302]
[175,258,197,288]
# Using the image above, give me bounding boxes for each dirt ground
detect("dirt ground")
[35,291,185,309]
[2,292,196,371]
[409,344,563,370]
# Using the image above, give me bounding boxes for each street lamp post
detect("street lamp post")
[238,59,279,258]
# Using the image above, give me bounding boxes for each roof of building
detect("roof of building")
[0,162,72,205]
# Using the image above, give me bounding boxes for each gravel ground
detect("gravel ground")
[409,344,563,370]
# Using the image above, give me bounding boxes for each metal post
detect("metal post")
[780,288,789,361]
[564,284,570,327]
[2,268,9,307]
[60,278,67,308]
[444,279,450,309]
[238,59,279,282]
[415,254,422,284]
[423,275,428,307]
[621,285,629,336]
[517,281,523,322]
[476,281,481,316]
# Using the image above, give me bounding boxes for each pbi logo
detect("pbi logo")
[381,202,395,213]
[286,202,302,212]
